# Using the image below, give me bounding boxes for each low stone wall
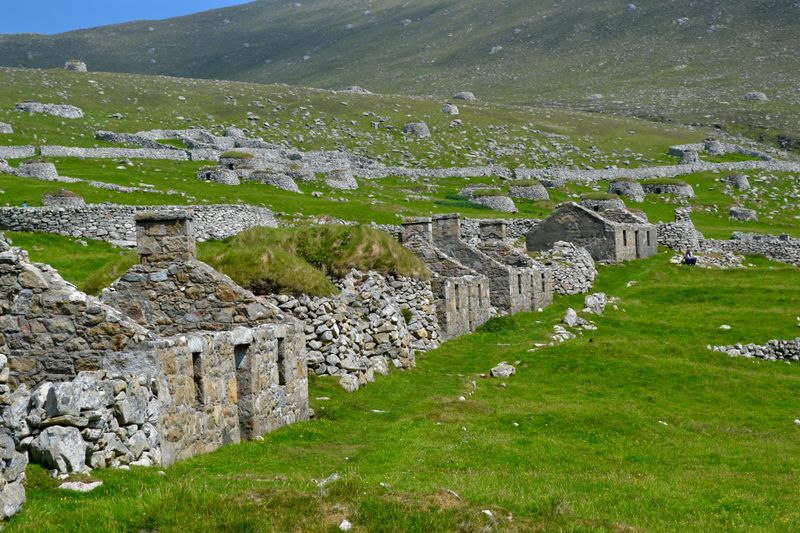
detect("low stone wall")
[516,160,800,184]
[709,338,800,361]
[0,146,36,160]
[40,146,190,161]
[703,233,800,266]
[0,204,276,245]
[264,271,439,390]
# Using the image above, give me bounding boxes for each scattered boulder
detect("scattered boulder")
[587,93,604,102]
[583,293,607,315]
[64,60,87,72]
[729,206,757,221]
[325,168,358,190]
[453,91,476,102]
[442,103,459,115]
[0,122,12,135]
[723,174,750,191]
[490,362,516,378]
[743,91,768,102]
[59,481,103,492]
[16,102,84,119]
[563,308,578,327]
[402,122,431,138]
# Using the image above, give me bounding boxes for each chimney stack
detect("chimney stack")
[135,210,195,265]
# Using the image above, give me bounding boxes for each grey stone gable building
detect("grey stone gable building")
[430,214,533,314]
[475,220,554,311]
[401,217,492,339]
[526,202,657,263]
[100,211,309,446]
[0,209,309,502]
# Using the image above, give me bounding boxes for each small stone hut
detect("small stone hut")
[526,202,657,263]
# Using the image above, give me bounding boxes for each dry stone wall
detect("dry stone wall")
[0,204,277,245]
[263,271,435,390]
[531,241,597,295]
[709,338,800,361]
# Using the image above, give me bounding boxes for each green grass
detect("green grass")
[5,251,800,531]
[200,224,429,297]
[702,152,763,164]
[155,138,189,149]
[219,151,255,159]
[470,188,504,197]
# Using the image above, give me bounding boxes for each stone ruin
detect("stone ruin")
[0,211,309,519]
[527,203,657,263]
[401,214,555,338]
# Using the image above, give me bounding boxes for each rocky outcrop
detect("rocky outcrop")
[16,102,84,119]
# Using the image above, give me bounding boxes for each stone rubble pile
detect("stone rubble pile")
[532,241,597,295]
[264,271,440,390]
[708,338,800,361]
[4,371,160,474]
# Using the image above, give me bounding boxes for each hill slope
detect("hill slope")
[1,0,799,147]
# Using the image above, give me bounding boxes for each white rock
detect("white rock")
[59,480,103,492]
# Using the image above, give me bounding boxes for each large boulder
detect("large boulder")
[441,103,459,115]
[453,91,476,102]
[30,426,87,473]
[402,122,431,138]
[0,123,12,135]
[729,206,757,221]
[16,102,84,119]
[64,60,88,72]
[723,174,750,191]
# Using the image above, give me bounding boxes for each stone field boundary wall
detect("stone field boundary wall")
[0,204,277,244]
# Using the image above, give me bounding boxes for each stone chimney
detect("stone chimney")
[401,217,432,243]
[136,210,195,265]
[479,220,507,242]
[431,213,461,243]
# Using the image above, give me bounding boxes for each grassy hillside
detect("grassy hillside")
[1,0,798,147]
[3,249,799,531]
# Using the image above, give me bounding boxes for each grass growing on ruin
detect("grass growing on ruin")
[5,251,800,532]
[199,224,429,297]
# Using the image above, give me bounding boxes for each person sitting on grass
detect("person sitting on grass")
[683,249,697,266]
